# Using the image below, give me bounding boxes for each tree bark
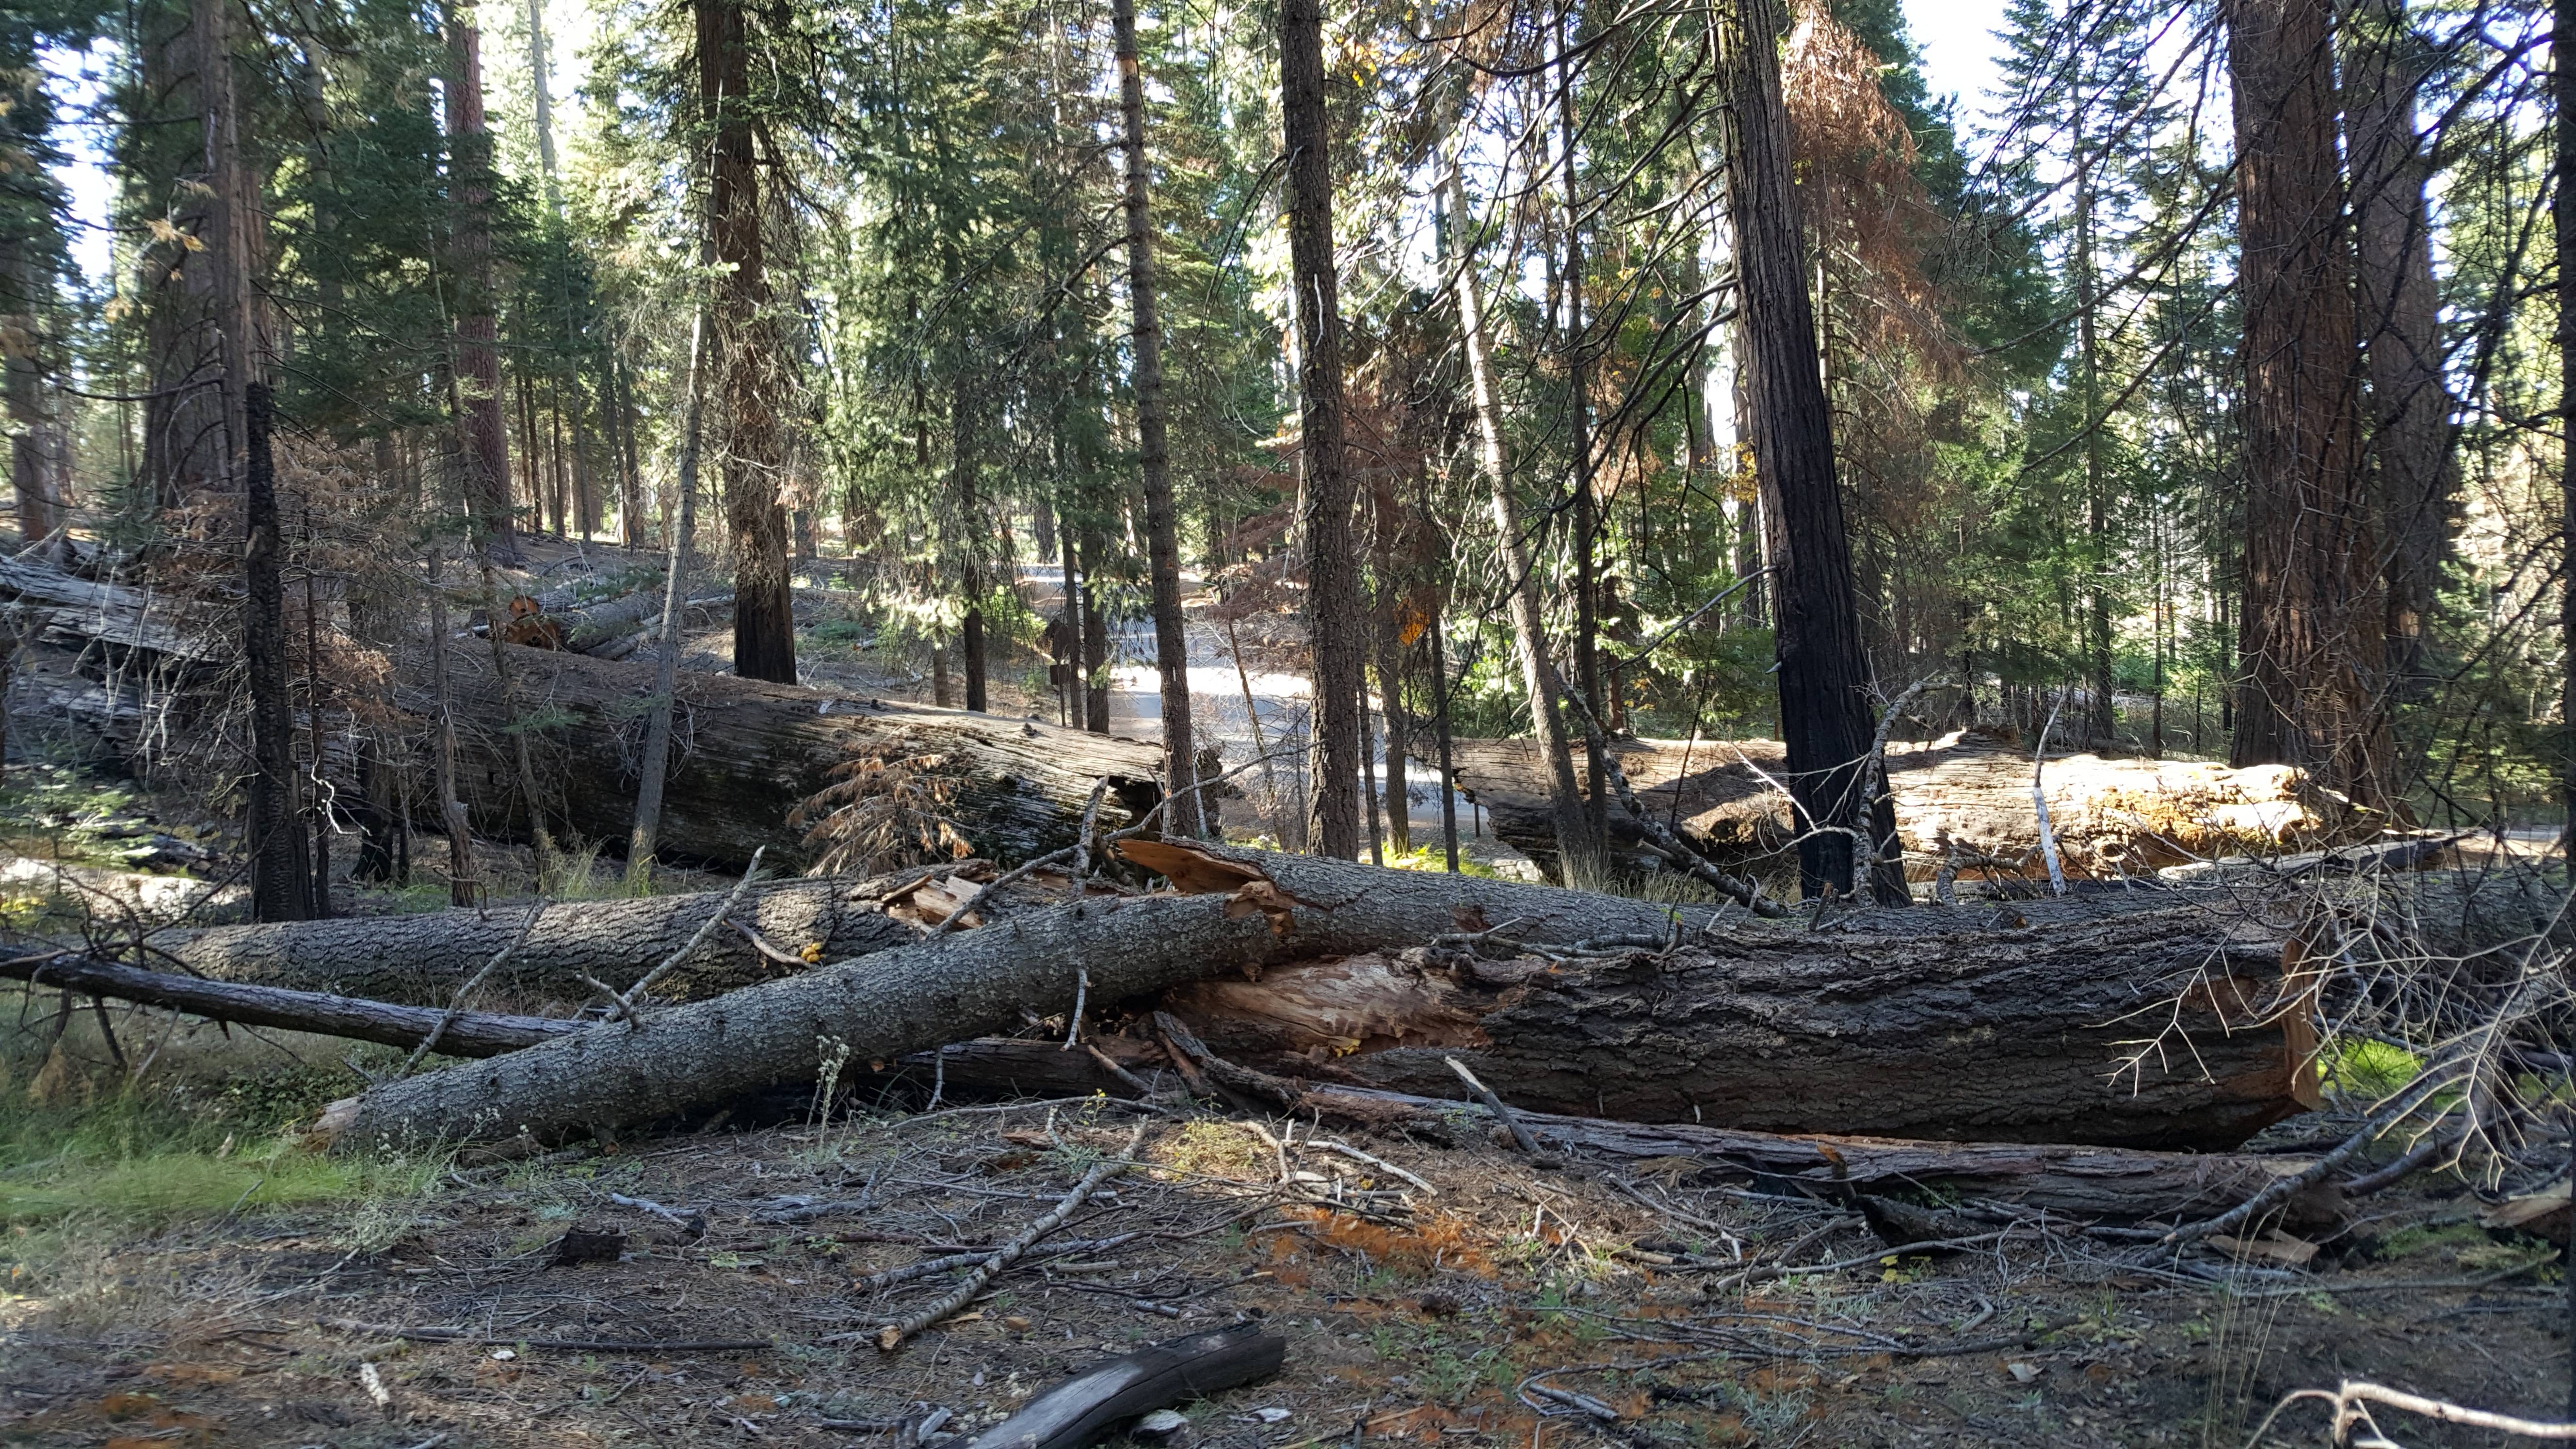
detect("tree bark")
[161,873,923,1004]
[1155,907,2316,1151]
[698,0,796,684]
[956,371,988,712]
[244,383,312,921]
[420,640,1164,871]
[2562,0,2576,855]
[441,0,515,555]
[2224,0,2390,805]
[1558,0,1608,865]
[1280,0,1361,857]
[1115,0,1202,837]
[1717,0,1901,902]
[3,952,580,1058]
[2345,0,2455,703]
[312,842,1744,1147]
[1445,163,1593,878]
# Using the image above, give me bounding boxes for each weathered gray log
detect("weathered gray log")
[966,1325,1287,1449]
[0,553,222,664]
[312,843,1742,1149]
[2,952,580,1057]
[1157,903,2318,1150]
[158,872,932,1006]
[419,641,1163,870]
[906,1039,2336,1226]
[557,589,732,655]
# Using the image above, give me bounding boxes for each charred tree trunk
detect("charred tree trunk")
[1115,0,1202,837]
[1717,0,1901,902]
[1281,0,1361,858]
[441,0,514,555]
[956,371,988,713]
[2224,0,2390,805]
[698,0,795,684]
[421,641,1163,871]
[1083,524,1112,732]
[244,383,312,921]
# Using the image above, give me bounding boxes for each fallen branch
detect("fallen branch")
[2246,1381,2576,1446]
[871,1122,1148,1351]
[2,952,579,1058]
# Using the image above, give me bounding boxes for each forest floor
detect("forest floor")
[0,1028,2565,1449]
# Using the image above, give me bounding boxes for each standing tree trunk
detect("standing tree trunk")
[245,383,312,921]
[2224,0,2390,806]
[698,0,796,685]
[1717,0,1902,902]
[2345,0,2455,710]
[2559,0,2576,858]
[1446,164,1595,880]
[1280,0,1361,858]
[1063,515,1090,732]
[1558,1,1608,865]
[624,303,708,891]
[1115,0,1202,836]
[1370,476,1409,858]
[441,0,515,556]
[956,371,988,713]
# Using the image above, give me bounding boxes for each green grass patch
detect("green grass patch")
[1385,845,1500,878]
[2325,1039,2424,1100]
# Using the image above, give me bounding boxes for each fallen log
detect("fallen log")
[966,1325,1287,1449]
[314,843,2312,1152]
[900,1038,2336,1226]
[415,640,1163,871]
[311,844,1740,1149]
[1432,729,2350,883]
[157,868,953,1006]
[0,952,580,1057]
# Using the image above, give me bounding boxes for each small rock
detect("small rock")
[2006,1361,2041,1384]
[1254,1408,1291,1424]
[1133,1408,1192,1443]
[490,1348,517,1362]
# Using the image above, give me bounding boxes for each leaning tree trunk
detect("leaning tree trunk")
[1115,0,1201,837]
[1280,0,1361,858]
[161,872,927,1004]
[315,842,2313,1152]
[420,640,1163,871]
[1718,0,1901,902]
[2224,0,2390,805]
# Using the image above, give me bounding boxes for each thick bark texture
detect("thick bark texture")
[313,843,1741,1147]
[2225,0,2390,802]
[161,873,925,1004]
[442,0,514,552]
[1280,0,1362,857]
[1156,905,2317,1150]
[3,952,579,1057]
[1431,729,2345,881]
[698,0,795,684]
[419,642,1164,871]
[2345,0,2455,697]
[244,384,311,920]
[1115,0,1201,837]
[1719,0,1900,902]
[919,1045,2334,1226]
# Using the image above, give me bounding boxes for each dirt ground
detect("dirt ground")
[4,1095,2566,1449]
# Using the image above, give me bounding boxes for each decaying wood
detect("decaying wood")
[311,843,1742,1149]
[1154,901,2318,1149]
[159,870,942,1005]
[965,1324,1288,1449]
[1432,729,2354,882]
[418,641,1162,870]
[903,1039,2337,1226]
[0,951,580,1057]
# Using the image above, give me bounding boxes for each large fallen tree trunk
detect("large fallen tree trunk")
[314,843,2314,1152]
[156,868,957,1005]
[1433,730,2359,883]
[0,952,579,1057]
[414,641,1163,871]
[905,1038,2336,1226]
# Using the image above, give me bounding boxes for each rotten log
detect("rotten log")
[314,843,2312,1152]
[906,1038,2338,1227]
[311,843,1744,1149]
[0,952,580,1057]
[1432,729,2358,882]
[155,867,963,1006]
